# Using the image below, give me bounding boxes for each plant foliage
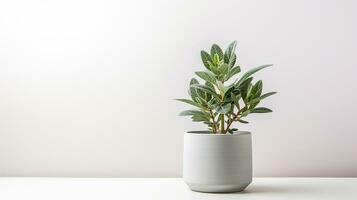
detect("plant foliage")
[176,41,276,134]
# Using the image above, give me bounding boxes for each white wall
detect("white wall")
[0,0,356,177]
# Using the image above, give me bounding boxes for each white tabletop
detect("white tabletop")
[0,178,356,200]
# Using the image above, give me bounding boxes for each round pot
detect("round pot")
[183,131,252,193]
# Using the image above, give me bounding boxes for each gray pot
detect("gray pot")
[183,131,252,193]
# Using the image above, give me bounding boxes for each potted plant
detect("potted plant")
[176,41,276,193]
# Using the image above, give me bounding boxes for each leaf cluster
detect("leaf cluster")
[176,41,276,134]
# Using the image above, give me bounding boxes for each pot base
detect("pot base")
[186,182,250,193]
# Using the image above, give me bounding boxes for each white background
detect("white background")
[0,0,356,177]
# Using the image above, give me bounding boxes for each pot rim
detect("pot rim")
[185,130,250,135]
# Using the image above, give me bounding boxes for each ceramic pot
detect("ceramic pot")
[183,131,252,193]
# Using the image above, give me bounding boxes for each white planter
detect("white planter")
[183,131,252,193]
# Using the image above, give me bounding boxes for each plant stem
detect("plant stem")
[224,107,246,133]
[208,109,217,133]
[225,114,238,133]
[219,83,225,134]
[220,114,225,134]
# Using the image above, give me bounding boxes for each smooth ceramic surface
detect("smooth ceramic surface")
[183,131,252,193]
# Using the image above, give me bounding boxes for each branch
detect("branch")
[224,106,246,133]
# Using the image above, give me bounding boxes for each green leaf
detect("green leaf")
[218,63,229,78]
[224,41,237,64]
[231,93,241,109]
[228,53,236,68]
[223,85,235,99]
[260,92,277,99]
[216,81,227,94]
[174,99,202,108]
[201,51,212,70]
[211,53,223,67]
[249,100,260,109]
[190,78,199,85]
[204,83,215,102]
[189,78,199,101]
[191,114,210,122]
[190,84,220,99]
[192,80,208,100]
[210,44,224,60]
[236,64,272,86]
[243,83,253,103]
[237,77,253,103]
[179,110,206,116]
[205,81,215,91]
[237,77,253,90]
[207,97,218,108]
[194,111,211,121]
[250,107,273,113]
[241,110,250,117]
[226,84,235,93]
[215,103,231,114]
[228,127,238,134]
[247,83,253,99]
[195,71,217,84]
[203,121,211,124]
[225,66,241,81]
[194,97,203,104]
[249,91,276,108]
[237,119,249,124]
[250,80,263,100]
[197,89,211,103]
